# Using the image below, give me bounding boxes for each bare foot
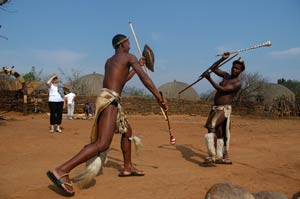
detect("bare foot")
[119,168,145,177]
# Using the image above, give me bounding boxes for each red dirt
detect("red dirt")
[0,112,299,199]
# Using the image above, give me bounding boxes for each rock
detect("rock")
[204,183,255,199]
[253,191,288,199]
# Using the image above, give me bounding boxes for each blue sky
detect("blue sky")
[1,0,299,94]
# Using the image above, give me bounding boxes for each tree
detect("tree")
[199,72,269,103]
[234,71,269,104]
[277,78,300,96]
[58,67,81,92]
[23,66,43,82]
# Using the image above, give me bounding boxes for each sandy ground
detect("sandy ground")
[0,112,299,199]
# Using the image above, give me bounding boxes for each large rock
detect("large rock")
[253,191,288,199]
[204,183,255,199]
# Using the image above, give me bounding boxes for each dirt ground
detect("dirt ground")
[0,112,299,199]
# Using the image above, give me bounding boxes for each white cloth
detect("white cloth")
[65,92,76,104]
[67,103,75,118]
[48,84,64,102]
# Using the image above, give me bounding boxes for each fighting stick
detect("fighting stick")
[160,91,176,145]
[178,53,239,94]
[129,21,176,145]
[129,21,150,76]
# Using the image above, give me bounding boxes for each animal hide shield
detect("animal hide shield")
[142,44,155,72]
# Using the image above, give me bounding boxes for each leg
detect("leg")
[56,101,64,125]
[119,122,144,176]
[48,102,56,125]
[67,104,72,119]
[203,110,224,164]
[56,102,64,132]
[215,117,232,164]
[50,104,118,193]
[70,103,74,119]
[48,102,56,132]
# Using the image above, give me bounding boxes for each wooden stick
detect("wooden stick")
[129,21,150,76]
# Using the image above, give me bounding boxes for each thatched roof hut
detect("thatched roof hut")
[73,72,104,96]
[251,83,295,105]
[158,80,200,101]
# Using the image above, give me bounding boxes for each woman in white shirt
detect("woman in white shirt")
[47,74,64,133]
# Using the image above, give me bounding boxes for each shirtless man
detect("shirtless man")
[47,34,167,196]
[203,52,245,165]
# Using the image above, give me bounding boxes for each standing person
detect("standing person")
[202,52,245,165]
[47,34,168,196]
[64,90,76,120]
[47,74,65,133]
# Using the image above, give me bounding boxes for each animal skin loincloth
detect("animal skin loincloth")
[90,88,127,143]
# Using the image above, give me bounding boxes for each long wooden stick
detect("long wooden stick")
[129,21,150,76]
[178,53,239,94]
[160,92,176,145]
[216,41,272,56]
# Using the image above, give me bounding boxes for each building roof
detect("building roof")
[158,80,200,101]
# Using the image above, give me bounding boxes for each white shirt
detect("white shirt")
[65,92,76,104]
[48,84,64,102]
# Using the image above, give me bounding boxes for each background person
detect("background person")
[64,90,76,120]
[47,74,65,133]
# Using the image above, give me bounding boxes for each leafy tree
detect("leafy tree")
[277,78,300,96]
[23,66,43,82]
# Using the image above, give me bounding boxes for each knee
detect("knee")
[95,140,111,152]
[207,126,215,133]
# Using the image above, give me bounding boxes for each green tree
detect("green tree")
[277,78,300,95]
[23,66,43,82]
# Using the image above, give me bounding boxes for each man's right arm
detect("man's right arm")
[129,55,167,111]
[211,52,230,77]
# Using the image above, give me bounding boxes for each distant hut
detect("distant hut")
[247,83,296,116]
[259,83,295,105]
[159,80,200,101]
[73,72,104,96]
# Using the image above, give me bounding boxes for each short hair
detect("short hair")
[112,34,128,49]
[233,57,245,71]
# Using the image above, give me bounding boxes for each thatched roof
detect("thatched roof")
[73,72,104,96]
[158,80,200,101]
[249,83,295,105]
[0,79,22,90]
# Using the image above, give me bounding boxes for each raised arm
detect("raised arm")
[211,52,230,78]
[47,74,57,86]
[129,55,167,110]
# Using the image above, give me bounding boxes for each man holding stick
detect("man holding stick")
[47,34,167,196]
[202,52,245,165]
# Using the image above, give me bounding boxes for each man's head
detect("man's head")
[231,57,245,76]
[233,57,245,71]
[112,34,129,49]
